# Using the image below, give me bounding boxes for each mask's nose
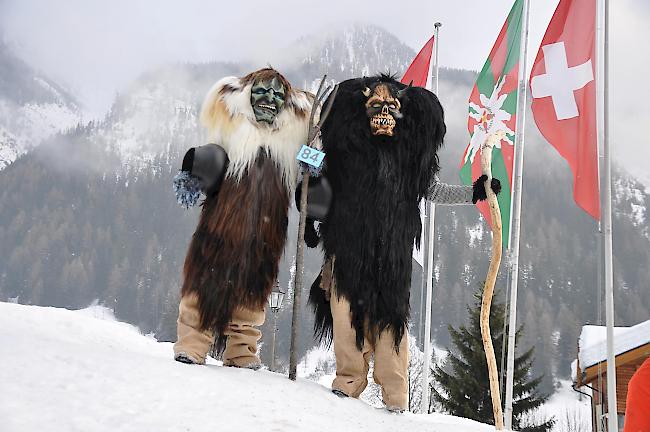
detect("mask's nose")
[381,105,389,115]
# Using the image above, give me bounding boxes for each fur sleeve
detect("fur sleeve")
[400,86,447,200]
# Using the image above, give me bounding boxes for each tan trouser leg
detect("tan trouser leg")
[173,293,214,364]
[329,281,409,408]
[330,287,372,398]
[373,328,409,410]
[222,306,266,368]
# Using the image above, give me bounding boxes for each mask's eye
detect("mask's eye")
[389,104,396,109]
[275,93,285,99]
[372,103,381,108]
[253,88,267,95]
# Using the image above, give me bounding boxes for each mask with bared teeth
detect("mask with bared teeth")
[250,77,286,124]
[363,83,405,137]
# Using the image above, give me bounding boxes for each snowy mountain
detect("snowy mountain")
[291,24,415,84]
[0,300,496,432]
[0,41,80,170]
[0,24,648,398]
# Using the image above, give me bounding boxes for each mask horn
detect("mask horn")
[362,87,371,97]
[397,80,413,98]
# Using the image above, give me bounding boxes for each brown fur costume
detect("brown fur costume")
[181,69,313,339]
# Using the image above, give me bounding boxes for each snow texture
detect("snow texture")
[0,301,496,432]
[577,320,650,372]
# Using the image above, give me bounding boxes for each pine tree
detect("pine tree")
[432,288,554,432]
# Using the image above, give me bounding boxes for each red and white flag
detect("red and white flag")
[530,0,600,219]
[401,35,434,88]
[402,35,435,267]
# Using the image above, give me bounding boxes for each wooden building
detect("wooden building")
[573,320,650,432]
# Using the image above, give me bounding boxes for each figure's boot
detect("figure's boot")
[174,352,201,365]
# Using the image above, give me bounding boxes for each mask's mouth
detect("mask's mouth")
[370,112,396,136]
[253,102,279,123]
[257,103,277,113]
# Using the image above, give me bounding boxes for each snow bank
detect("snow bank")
[0,301,494,432]
[578,320,650,371]
[538,380,591,430]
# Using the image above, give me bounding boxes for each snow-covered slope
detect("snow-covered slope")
[0,301,494,432]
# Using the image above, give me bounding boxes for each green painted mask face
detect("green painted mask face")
[250,77,286,123]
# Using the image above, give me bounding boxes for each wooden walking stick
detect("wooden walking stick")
[480,130,506,430]
[288,76,337,381]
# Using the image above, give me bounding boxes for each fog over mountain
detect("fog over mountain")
[0,24,648,397]
[0,40,80,170]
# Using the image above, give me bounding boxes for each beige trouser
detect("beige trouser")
[330,284,409,410]
[173,293,266,367]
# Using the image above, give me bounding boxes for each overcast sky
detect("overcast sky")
[1,0,648,182]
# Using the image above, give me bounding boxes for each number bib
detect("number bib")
[296,145,326,168]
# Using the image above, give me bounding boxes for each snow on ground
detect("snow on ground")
[539,380,592,431]
[0,302,494,432]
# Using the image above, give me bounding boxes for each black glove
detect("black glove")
[182,144,229,196]
[294,175,332,221]
[472,175,502,204]
[304,218,321,248]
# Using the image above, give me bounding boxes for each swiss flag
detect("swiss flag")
[530,0,600,220]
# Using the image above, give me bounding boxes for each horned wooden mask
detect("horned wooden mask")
[363,84,403,137]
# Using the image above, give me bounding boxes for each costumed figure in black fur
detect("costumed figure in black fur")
[172,68,313,369]
[304,74,500,411]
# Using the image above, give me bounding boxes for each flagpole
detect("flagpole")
[601,0,618,429]
[503,0,530,428]
[421,21,441,415]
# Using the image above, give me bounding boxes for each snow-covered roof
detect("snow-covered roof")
[578,320,650,372]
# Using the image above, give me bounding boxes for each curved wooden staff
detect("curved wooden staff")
[480,130,505,430]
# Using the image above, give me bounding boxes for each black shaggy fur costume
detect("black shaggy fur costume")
[309,74,446,351]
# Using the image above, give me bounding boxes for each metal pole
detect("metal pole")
[504,0,530,428]
[421,21,441,415]
[602,0,618,429]
[595,0,607,417]
[418,215,426,350]
[271,311,278,372]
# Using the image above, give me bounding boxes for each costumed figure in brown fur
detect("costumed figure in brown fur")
[172,68,313,369]
[302,74,501,411]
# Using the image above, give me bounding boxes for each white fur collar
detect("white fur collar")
[200,76,313,190]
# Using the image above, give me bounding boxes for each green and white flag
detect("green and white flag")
[460,0,525,248]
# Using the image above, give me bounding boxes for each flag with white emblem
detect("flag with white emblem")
[530,0,600,219]
[460,0,525,248]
